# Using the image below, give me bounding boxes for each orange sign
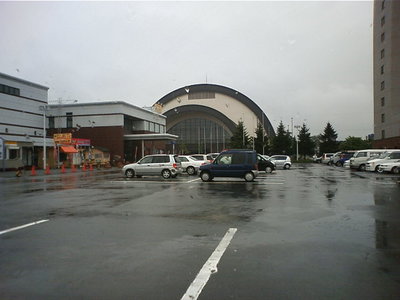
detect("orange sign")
[53,133,72,145]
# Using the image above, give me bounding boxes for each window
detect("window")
[381,32,385,42]
[381,49,385,59]
[381,16,385,26]
[381,65,384,74]
[381,113,385,123]
[49,116,55,129]
[8,148,20,159]
[381,0,385,10]
[140,156,153,164]
[66,112,73,128]
[381,130,385,139]
[0,83,20,96]
[232,153,246,164]
[217,154,232,165]
[152,156,169,163]
[188,92,216,100]
[149,122,155,132]
[381,97,385,106]
[155,123,160,133]
[381,81,385,90]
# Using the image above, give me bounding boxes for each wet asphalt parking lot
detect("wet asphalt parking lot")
[1,164,400,300]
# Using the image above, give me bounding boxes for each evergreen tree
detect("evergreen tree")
[230,120,251,149]
[271,121,292,154]
[297,123,315,159]
[254,121,270,154]
[319,122,338,154]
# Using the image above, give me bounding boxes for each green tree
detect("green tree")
[230,120,251,149]
[339,136,372,151]
[271,121,292,154]
[319,122,338,154]
[254,121,270,154]
[297,123,315,159]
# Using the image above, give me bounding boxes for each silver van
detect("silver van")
[122,154,182,178]
[349,149,393,171]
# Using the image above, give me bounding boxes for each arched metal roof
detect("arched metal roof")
[164,104,237,134]
[156,83,275,136]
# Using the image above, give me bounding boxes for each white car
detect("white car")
[178,155,206,175]
[366,151,400,172]
[191,154,214,163]
[377,161,400,174]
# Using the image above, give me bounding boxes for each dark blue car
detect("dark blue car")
[199,149,259,182]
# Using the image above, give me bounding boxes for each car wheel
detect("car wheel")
[392,166,400,174]
[284,164,291,169]
[375,165,381,172]
[186,166,196,175]
[359,164,366,171]
[125,169,135,178]
[335,161,342,167]
[244,172,255,182]
[265,166,273,173]
[200,171,212,182]
[377,167,384,173]
[161,169,172,179]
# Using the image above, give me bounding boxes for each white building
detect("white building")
[0,72,53,170]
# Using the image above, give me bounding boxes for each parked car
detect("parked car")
[178,155,205,175]
[257,154,275,173]
[191,154,214,163]
[199,149,258,182]
[366,151,400,172]
[336,153,354,166]
[321,153,334,164]
[377,161,400,174]
[349,149,395,171]
[329,151,355,166]
[269,155,291,169]
[122,154,182,179]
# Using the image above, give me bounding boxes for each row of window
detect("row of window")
[0,83,20,96]
[188,92,216,100]
[144,121,165,133]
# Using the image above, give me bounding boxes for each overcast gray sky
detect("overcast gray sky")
[0,0,373,140]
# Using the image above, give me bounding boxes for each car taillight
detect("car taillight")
[173,163,177,169]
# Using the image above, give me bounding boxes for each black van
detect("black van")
[198,149,258,182]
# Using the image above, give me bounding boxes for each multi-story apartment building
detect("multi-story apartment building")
[0,72,53,170]
[373,0,400,148]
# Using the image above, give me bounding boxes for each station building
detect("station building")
[153,83,275,154]
[46,101,178,165]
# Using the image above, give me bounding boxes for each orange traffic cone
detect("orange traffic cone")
[71,164,76,173]
[89,164,93,171]
[45,165,51,175]
[30,166,37,176]
[61,164,66,173]
[82,164,87,172]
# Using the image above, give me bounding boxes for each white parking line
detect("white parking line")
[0,219,49,235]
[181,228,237,300]
[187,178,201,183]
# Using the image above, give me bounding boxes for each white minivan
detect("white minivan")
[365,150,400,172]
[349,149,394,171]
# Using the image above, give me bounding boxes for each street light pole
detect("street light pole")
[39,105,48,169]
[294,125,300,161]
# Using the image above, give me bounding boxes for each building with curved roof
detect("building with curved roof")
[153,83,275,154]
